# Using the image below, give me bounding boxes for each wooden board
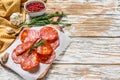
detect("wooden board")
[1,25,71,80]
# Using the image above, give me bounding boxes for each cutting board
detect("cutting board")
[1,26,71,80]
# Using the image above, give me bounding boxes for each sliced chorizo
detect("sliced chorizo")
[20,28,40,43]
[20,50,40,71]
[40,52,56,64]
[20,28,29,43]
[12,50,22,64]
[50,40,60,50]
[40,26,59,42]
[37,41,53,57]
[36,41,56,64]
[13,41,34,56]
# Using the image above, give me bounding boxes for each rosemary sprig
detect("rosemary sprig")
[25,12,66,25]
[28,40,45,54]
[33,40,45,48]
[51,20,71,26]
[25,19,71,27]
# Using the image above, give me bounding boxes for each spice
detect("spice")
[26,2,45,12]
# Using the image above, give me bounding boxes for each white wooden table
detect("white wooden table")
[1,0,120,80]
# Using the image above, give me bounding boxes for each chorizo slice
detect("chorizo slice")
[12,50,22,64]
[36,41,56,64]
[20,51,40,71]
[13,41,34,56]
[20,28,29,43]
[20,28,40,43]
[40,52,56,64]
[36,41,53,59]
[40,26,59,42]
[50,40,60,50]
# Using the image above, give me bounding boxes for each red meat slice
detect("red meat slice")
[13,41,34,56]
[40,26,59,43]
[36,41,54,63]
[20,50,40,71]
[12,26,60,71]
[20,28,40,43]
[37,41,53,56]
[12,50,23,64]
[36,41,56,64]
[50,40,60,50]
[39,52,56,64]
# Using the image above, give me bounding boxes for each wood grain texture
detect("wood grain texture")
[62,15,120,37]
[54,37,120,64]
[44,64,120,80]
[1,64,120,80]
[47,0,116,3]
[46,1,117,15]
[46,0,120,37]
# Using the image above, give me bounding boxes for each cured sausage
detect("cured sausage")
[20,50,40,71]
[40,52,56,64]
[40,26,60,50]
[12,49,40,71]
[36,41,53,62]
[36,41,56,64]
[13,41,34,56]
[20,28,29,43]
[12,50,22,64]
[40,26,59,42]
[20,28,40,43]
[50,40,60,50]
[37,41,53,56]
[12,26,60,71]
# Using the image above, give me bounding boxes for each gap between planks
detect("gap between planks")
[70,36,120,38]
[52,63,120,65]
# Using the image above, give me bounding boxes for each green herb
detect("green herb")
[27,40,45,54]
[34,40,45,48]
[23,12,71,28]
[25,12,66,25]
[25,19,71,27]
[50,21,71,26]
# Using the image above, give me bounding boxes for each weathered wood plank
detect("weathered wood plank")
[44,64,120,80]
[46,1,120,37]
[47,0,116,3]
[46,1,119,15]
[54,37,120,63]
[1,64,120,80]
[62,15,120,24]
[55,14,120,36]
